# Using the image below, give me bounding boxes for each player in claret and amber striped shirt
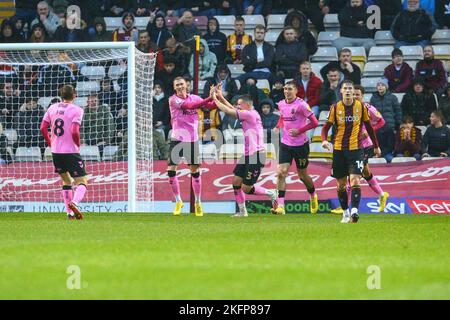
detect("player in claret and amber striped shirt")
[40,85,86,220]
[321,80,381,224]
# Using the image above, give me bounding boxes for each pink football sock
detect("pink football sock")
[192,174,202,203]
[234,188,246,205]
[252,185,269,196]
[169,176,181,201]
[72,184,87,205]
[61,188,73,213]
[367,175,383,196]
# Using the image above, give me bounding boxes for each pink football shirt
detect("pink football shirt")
[278,98,313,146]
[42,102,83,154]
[360,103,383,148]
[236,108,265,156]
[169,94,203,142]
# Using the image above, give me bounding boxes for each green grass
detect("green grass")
[0,213,449,299]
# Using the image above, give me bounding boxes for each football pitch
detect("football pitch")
[0,213,448,300]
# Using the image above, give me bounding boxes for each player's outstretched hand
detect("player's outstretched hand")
[374,147,381,157]
[322,140,330,150]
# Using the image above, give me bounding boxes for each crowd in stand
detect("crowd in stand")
[1,0,450,164]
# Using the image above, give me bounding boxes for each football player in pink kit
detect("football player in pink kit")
[331,85,389,214]
[212,85,277,217]
[272,81,320,215]
[40,85,87,220]
[168,77,217,216]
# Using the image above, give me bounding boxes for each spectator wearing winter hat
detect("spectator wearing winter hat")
[415,45,448,97]
[28,22,49,43]
[258,98,279,144]
[146,12,174,49]
[203,17,227,63]
[269,76,285,106]
[112,12,139,43]
[383,48,414,93]
[0,18,25,43]
[203,64,238,101]
[401,79,438,125]
[370,77,402,162]
[90,16,112,42]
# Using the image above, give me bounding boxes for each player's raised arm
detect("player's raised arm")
[212,86,237,117]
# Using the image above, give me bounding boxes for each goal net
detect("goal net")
[0,42,156,213]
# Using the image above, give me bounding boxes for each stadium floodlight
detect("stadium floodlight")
[0,42,156,213]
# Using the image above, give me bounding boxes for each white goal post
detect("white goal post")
[0,42,156,213]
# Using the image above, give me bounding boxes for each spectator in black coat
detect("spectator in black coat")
[275,27,310,79]
[203,64,238,101]
[172,10,201,49]
[28,22,50,43]
[435,0,450,29]
[258,98,279,143]
[401,79,438,126]
[37,61,76,97]
[216,0,244,15]
[203,17,227,64]
[163,37,190,78]
[14,0,39,27]
[155,56,179,96]
[275,10,318,57]
[15,98,46,156]
[332,0,376,54]
[422,110,450,158]
[0,18,25,43]
[375,0,402,31]
[269,76,285,106]
[0,82,23,129]
[319,67,342,112]
[0,122,12,164]
[177,0,217,18]
[53,17,89,42]
[320,48,362,85]
[99,78,121,117]
[146,12,173,49]
[239,24,275,85]
[90,16,112,42]
[108,0,133,16]
[369,77,402,162]
[391,0,437,48]
[132,0,162,16]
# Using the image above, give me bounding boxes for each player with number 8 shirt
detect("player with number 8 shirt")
[40,85,87,220]
[321,80,381,223]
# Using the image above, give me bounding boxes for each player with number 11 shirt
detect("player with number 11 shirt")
[40,85,87,220]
